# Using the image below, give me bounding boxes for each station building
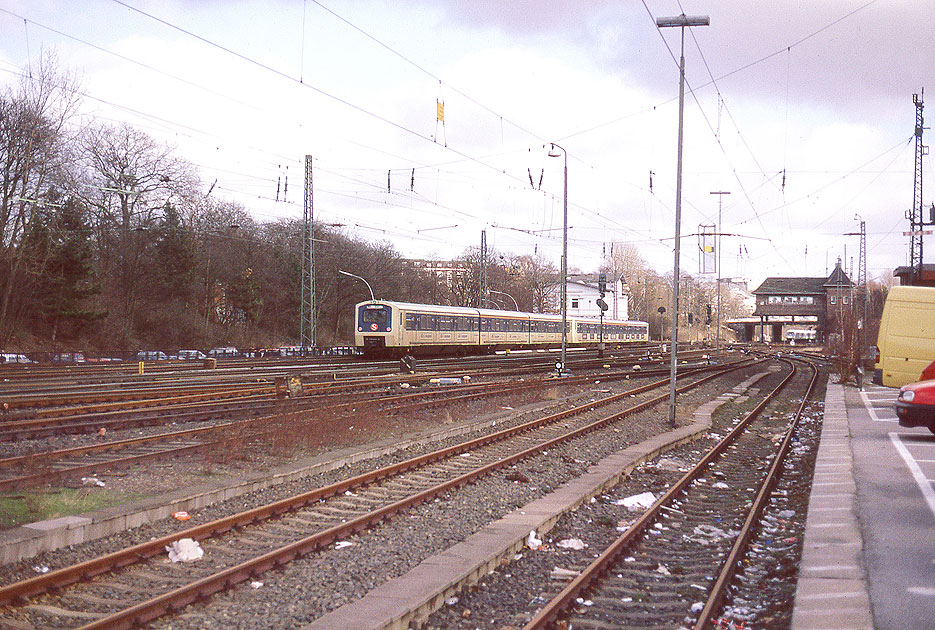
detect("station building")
[745,258,855,343]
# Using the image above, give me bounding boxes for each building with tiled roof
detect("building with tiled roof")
[750,258,854,343]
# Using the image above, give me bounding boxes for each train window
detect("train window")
[362,309,387,323]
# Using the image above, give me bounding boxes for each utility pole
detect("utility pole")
[480,230,487,307]
[656,12,710,428]
[300,155,316,350]
[710,190,730,359]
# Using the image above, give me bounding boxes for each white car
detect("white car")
[207,346,240,358]
[0,353,32,364]
[176,349,207,360]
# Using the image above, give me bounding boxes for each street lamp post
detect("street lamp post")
[657,13,709,428]
[548,142,569,376]
[489,289,519,310]
[338,270,374,301]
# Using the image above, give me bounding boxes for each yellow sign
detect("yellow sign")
[437,100,445,122]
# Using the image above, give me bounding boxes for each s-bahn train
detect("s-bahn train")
[354,300,649,357]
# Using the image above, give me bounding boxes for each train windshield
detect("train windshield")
[361,308,388,324]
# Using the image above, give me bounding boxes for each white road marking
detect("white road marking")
[890,432,935,520]
[861,389,897,423]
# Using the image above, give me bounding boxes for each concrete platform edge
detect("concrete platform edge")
[791,382,873,630]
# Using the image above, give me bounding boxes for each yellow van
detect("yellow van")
[873,286,935,387]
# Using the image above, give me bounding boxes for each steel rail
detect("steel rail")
[0,357,742,490]
[0,358,758,613]
[70,358,756,630]
[522,357,799,629]
[693,356,819,628]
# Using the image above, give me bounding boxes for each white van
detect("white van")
[873,286,935,387]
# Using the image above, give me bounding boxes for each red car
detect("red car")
[896,377,935,434]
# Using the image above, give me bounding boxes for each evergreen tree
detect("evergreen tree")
[154,202,196,302]
[26,196,105,343]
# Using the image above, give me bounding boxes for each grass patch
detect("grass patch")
[0,488,140,530]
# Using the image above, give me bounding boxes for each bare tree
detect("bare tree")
[77,123,200,334]
[0,54,81,342]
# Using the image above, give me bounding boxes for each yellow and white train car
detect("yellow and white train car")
[354,300,648,357]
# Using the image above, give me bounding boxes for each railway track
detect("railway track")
[0,357,757,629]
[0,353,726,491]
[518,356,818,629]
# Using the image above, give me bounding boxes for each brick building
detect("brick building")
[750,258,854,343]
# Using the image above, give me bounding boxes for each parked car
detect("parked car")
[895,379,935,434]
[135,350,168,361]
[52,352,85,363]
[207,346,240,358]
[0,353,33,364]
[175,349,207,360]
[921,360,935,382]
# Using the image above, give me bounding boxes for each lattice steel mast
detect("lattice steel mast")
[301,154,316,349]
[909,92,927,283]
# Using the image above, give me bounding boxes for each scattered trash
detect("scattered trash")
[691,601,705,613]
[655,563,671,575]
[445,597,459,605]
[81,477,105,487]
[526,530,543,550]
[462,375,471,382]
[575,597,593,606]
[500,406,514,411]
[621,596,633,602]
[461,608,471,619]
[551,566,580,580]
[334,541,353,550]
[399,382,411,389]
[506,471,530,483]
[166,538,203,563]
[556,538,586,550]
[712,481,729,489]
[98,427,107,437]
[430,377,462,385]
[632,364,641,371]
[616,491,655,510]
[32,565,49,574]
[250,580,263,589]
[172,511,191,521]
[777,509,795,519]
[684,524,736,546]
[344,490,358,496]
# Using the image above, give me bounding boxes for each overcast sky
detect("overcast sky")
[1,0,932,289]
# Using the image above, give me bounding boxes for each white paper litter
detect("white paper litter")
[526,530,543,550]
[81,477,106,487]
[334,541,353,549]
[166,538,203,563]
[556,538,587,550]
[250,580,263,589]
[616,491,656,510]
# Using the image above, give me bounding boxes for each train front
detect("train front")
[355,300,395,355]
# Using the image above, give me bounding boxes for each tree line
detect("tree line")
[0,56,748,355]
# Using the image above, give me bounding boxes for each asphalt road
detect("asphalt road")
[851,383,935,630]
